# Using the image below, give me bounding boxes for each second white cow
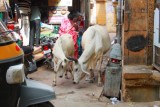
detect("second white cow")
[70,25,111,86]
[52,34,74,86]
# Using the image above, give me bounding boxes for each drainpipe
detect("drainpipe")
[116,0,122,44]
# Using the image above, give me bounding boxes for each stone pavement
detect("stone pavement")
[28,65,109,107]
[28,65,160,107]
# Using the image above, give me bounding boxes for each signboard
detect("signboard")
[48,7,69,24]
[48,0,72,6]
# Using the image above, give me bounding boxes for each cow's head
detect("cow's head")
[58,58,70,78]
[72,60,81,83]
[70,58,90,84]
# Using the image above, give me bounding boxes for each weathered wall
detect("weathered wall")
[96,1,106,25]
[90,0,97,25]
[106,1,116,33]
[123,0,155,65]
[122,0,157,102]
[90,0,116,33]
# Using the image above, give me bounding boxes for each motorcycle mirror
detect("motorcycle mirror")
[15,4,21,20]
[14,3,23,31]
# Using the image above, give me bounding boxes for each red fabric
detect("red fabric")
[59,18,78,59]
[7,24,15,30]
[79,21,84,27]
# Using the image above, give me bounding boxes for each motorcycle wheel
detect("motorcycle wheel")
[28,101,54,107]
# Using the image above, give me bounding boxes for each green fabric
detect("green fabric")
[77,34,82,57]
[53,26,59,34]
[16,40,23,46]
[40,32,57,38]
[0,13,3,20]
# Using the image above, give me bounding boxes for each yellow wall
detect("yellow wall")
[96,1,106,25]
[106,1,116,33]
[95,1,116,32]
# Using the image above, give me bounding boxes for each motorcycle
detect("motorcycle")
[40,36,56,69]
[21,46,37,75]
[6,2,38,76]
[0,3,56,107]
[7,23,37,77]
[10,30,38,77]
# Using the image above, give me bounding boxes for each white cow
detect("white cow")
[71,25,111,86]
[52,34,74,86]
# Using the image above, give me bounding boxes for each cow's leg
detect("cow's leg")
[65,70,69,79]
[80,72,86,80]
[65,63,73,79]
[85,68,91,81]
[53,72,57,86]
[68,70,74,80]
[85,74,90,81]
[69,62,74,80]
[52,58,57,86]
[90,70,95,83]
[86,69,95,83]
[65,65,70,79]
[98,54,103,87]
[68,70,74,81]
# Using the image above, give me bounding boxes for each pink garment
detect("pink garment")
[59,18,78,59]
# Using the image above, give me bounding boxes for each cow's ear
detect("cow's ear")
[66,57,78,63]
[75,60,78,64]
[72,61,75,66]
[72,60,77,65]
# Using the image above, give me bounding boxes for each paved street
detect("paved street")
[28,64,160,107]
[27,33,160,107]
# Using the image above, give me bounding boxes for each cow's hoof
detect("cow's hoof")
[65,76,69,79]
[89,79,94,83]
[97,82,103,87]
[73,81,79,84]
[52,81,56,86]
[52,83,56,87]
[59,76,63,78]
[85,77,90,81]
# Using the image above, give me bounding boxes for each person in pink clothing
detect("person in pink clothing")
[59,11,79,59]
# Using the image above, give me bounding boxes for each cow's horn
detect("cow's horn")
[67,57,78,63]
[82,70,90,75]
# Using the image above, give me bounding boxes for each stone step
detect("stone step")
[122,65,160,102]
